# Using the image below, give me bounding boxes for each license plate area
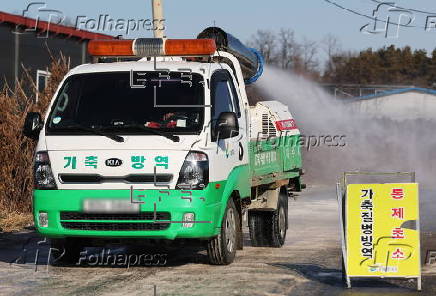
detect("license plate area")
[83,199,139,214]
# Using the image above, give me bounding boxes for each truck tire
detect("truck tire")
[248,211,269,247]
[236,210,244,251]
[50,238,83,265]
[207,199,238,265]
[268,192,288,247]
[249,188,288,248]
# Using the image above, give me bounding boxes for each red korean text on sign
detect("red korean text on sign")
[391,188,405,200]
[392,227,405,239]
[392,248,405,259]
[392,207,404,219]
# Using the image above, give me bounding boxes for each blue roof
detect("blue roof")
[354,88,436,101]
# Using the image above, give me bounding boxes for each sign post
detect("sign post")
[337,172,421,291]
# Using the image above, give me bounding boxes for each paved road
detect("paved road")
[1,185,436,296]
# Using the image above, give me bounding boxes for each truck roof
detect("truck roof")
[68,59,227,76]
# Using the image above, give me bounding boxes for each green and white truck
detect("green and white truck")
[23,27,303,265]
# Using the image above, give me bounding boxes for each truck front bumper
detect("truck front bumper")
[33,184,225,240]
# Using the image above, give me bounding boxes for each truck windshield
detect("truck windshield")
[46,71,205,135]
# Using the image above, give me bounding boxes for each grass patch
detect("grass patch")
[0,209,33,232]
[0,54,69,232]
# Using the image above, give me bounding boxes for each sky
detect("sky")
[2,0,436,62]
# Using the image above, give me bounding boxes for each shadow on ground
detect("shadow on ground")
[0,231,213,268]
[271,263,405,289]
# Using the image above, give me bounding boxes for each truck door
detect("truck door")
[210,70,248,178]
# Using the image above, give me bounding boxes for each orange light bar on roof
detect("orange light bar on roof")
[88,40,134,56]
[88,38,216,57]
[164,39,216,56]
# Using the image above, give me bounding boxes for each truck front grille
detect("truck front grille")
[61,222,169,231]
[60,211,171,231]
[60,211,170,221]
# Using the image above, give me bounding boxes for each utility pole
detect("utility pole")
[151,0,165,38]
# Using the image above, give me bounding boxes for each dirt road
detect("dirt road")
[1,186,436,296]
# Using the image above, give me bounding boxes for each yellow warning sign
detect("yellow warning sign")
[346,183,420,277]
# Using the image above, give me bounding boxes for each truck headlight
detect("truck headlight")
[176,152,209,190]
[34,151,57,190]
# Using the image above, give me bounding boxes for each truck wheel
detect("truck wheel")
[207,199,238,265]
[50,238,83,265]
[248,211,269,247]
[269,193,288,248]
[249,188,288,247]
[236,210,244,251]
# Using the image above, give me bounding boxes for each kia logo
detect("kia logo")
[105,158,123,167]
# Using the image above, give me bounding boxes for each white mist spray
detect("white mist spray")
[256,66,434,187]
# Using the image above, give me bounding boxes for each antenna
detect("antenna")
[151,0,165,38]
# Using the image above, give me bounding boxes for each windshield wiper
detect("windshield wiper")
[59,124,125,143]
[116,124,180,142]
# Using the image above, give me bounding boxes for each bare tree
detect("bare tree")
[301,38,319,73]
[248,28,322,78]
[249,30,276,64]
[277,28,301,69]
[322,34,341,74]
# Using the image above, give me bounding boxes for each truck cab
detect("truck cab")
[23,28,303,265]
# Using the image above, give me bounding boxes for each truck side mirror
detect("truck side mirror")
[23,112,43,140]
[214,112,239,140]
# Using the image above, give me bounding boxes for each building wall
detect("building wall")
[0,23,90,91]
[351,91,436,120]
[0,25,15,88]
